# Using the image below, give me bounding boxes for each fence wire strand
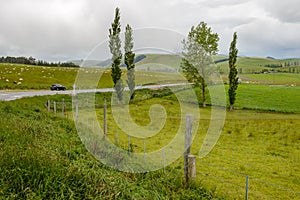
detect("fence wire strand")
[46,100,300,200]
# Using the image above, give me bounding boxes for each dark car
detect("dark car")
[50,84,66,91]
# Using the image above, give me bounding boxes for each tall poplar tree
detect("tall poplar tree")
[124,24,135,100]
[228,32,239,111]
[109,7,123,101]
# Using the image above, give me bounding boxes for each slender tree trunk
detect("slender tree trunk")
[202,84,206,108]
[201,61,207,108]
[130,91,135,100]
[230,104,234,111]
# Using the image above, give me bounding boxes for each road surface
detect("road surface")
[0,83,186,101]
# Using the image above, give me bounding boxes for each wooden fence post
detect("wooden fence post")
[184,114,193,185]
[73,84,76,96]
[92,120,95,132]
[103,103,107,139]
[162,147,166,173]
[245,176,249,200]
[53,101,56,114]
[128,135,131,152]
[47,100,50,112]
[98,123,101,136]
[188,155,196,180]
[62,99,65,117]
[75,103,78,122]
[115,129,119,144]
[144,140,146,161]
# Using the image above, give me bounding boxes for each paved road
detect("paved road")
[0,83,186,101]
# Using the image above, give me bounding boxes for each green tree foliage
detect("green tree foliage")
[109,7,123,101]
[0,56,79,68]
[124,24,136,100]
[265,64,282,68]
[181,22,219,107]
[228,32,239,111]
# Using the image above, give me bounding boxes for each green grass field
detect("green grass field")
[239,73,300,85]
[90,89,300,199]
[193,110,300,199]
[170,84,300,113]
[0,63,79,90]
[0,63,184,90]
[1,55,300,199]
[212,84,300,113]
[234,84,300,113]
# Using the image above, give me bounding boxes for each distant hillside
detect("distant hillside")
[71,55,147,68]
[71,60,102,67]
[72,54,300,74]
[216,56,300,74]
[135,54,182,72]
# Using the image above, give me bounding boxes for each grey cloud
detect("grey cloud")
[0,0,115,60]
[0,0,299,60]
[261,0,300,23]
[236,18,300,58]
[167,0,250,7]
[208,16,256,29]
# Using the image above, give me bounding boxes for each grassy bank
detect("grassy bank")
[0,95,219,199]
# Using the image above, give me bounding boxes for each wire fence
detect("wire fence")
[196,161,299,199]
[45,99,300,200]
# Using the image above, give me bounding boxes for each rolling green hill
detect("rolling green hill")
[135,54,182,72]
[135,54,300,75]
[1,55,299,90]
[71,54,300,74]
[217,57,300,74]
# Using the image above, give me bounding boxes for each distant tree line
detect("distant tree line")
[284,61,300,67]
[0,56,80,68]
[265,64,283,68]
[265,61,300,69]
[215,58,229,64]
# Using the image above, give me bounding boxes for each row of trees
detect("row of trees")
[181,22,239,110]
[109,8,135,101]
[284,61,300,67]
[265,62,300,68]
[0,56,80,68]
[265,64,283,68]
[0,56,36,65]
[108,8,239,110]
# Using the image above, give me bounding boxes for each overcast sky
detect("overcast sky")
[0,0,299,61]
